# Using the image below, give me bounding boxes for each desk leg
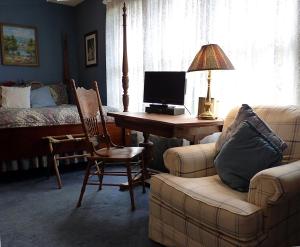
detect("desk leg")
[119,132,154,191]
[139,132,154,167]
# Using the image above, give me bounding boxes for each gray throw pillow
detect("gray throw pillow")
[214,121,282,192]
[216,104,287,152]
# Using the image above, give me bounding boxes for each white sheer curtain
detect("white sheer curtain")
[106,0,144,111]
[106,0,298,117]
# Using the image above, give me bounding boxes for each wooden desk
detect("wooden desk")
[107,112,223,143]
[107,112,223,189]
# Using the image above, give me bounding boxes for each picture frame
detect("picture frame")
[0,23,39,66]
[84,31,98,67]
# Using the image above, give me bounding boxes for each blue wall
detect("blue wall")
[0,0,79,83]
[0,0,107,103]
[76,0,107,104]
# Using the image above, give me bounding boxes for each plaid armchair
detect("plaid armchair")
[149,106,300,247]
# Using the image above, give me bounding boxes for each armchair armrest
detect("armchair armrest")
[248,161,300,208]
[163,142,217,178]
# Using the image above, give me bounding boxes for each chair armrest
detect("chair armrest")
[163,143,217,178]
[248,161,300,208]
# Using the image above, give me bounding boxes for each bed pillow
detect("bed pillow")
[214,121,282,192]
[0,81,17,107]
[31,86,56,108]
[1,86,31,108]
[216,104,287,152]
[48,83,68,105]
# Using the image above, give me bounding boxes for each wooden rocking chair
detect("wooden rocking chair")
[71,79,146,211]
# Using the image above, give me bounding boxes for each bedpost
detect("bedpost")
[63,33,70,85]
[62,33,74,103]
[122,2,129,112]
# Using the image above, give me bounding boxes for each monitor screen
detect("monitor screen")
[143,71,186,105]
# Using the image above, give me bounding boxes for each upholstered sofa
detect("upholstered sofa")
[149,106,300,247]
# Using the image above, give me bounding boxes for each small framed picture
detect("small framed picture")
[0,23,39,66]
[84,31,97,67]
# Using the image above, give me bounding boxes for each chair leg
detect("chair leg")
[46,155,52,179]
[140,153,146,194]
[98,162,104,190]
[53,155,62,189]
[77,160,92,208]
[96,161,104,191]
[126,161,135,211]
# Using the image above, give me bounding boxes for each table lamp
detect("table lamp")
[188,44,234,120]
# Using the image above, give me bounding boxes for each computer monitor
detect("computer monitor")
[143,71,186,106]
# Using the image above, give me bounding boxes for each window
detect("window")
[106,0,298,116]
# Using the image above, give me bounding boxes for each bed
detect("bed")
[0,104,121,171]
[0,10,130,172]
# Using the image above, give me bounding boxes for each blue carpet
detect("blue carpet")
[0,168,162,247]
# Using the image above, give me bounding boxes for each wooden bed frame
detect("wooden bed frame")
[0,123,123,161]
[0,5,130,164]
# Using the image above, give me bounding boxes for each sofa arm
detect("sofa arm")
[163,142,217,178]
[248,161,300,208]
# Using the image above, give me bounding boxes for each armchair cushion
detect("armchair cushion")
[215,121,282,192]
[150,173,264,242]
[216,104,287,153]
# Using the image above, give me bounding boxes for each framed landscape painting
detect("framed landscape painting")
[0,24,39,66]
[84,31,98,67]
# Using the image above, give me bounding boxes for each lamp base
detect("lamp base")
[198,110,215,120]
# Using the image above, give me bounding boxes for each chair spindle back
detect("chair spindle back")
[71,79,113,154]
